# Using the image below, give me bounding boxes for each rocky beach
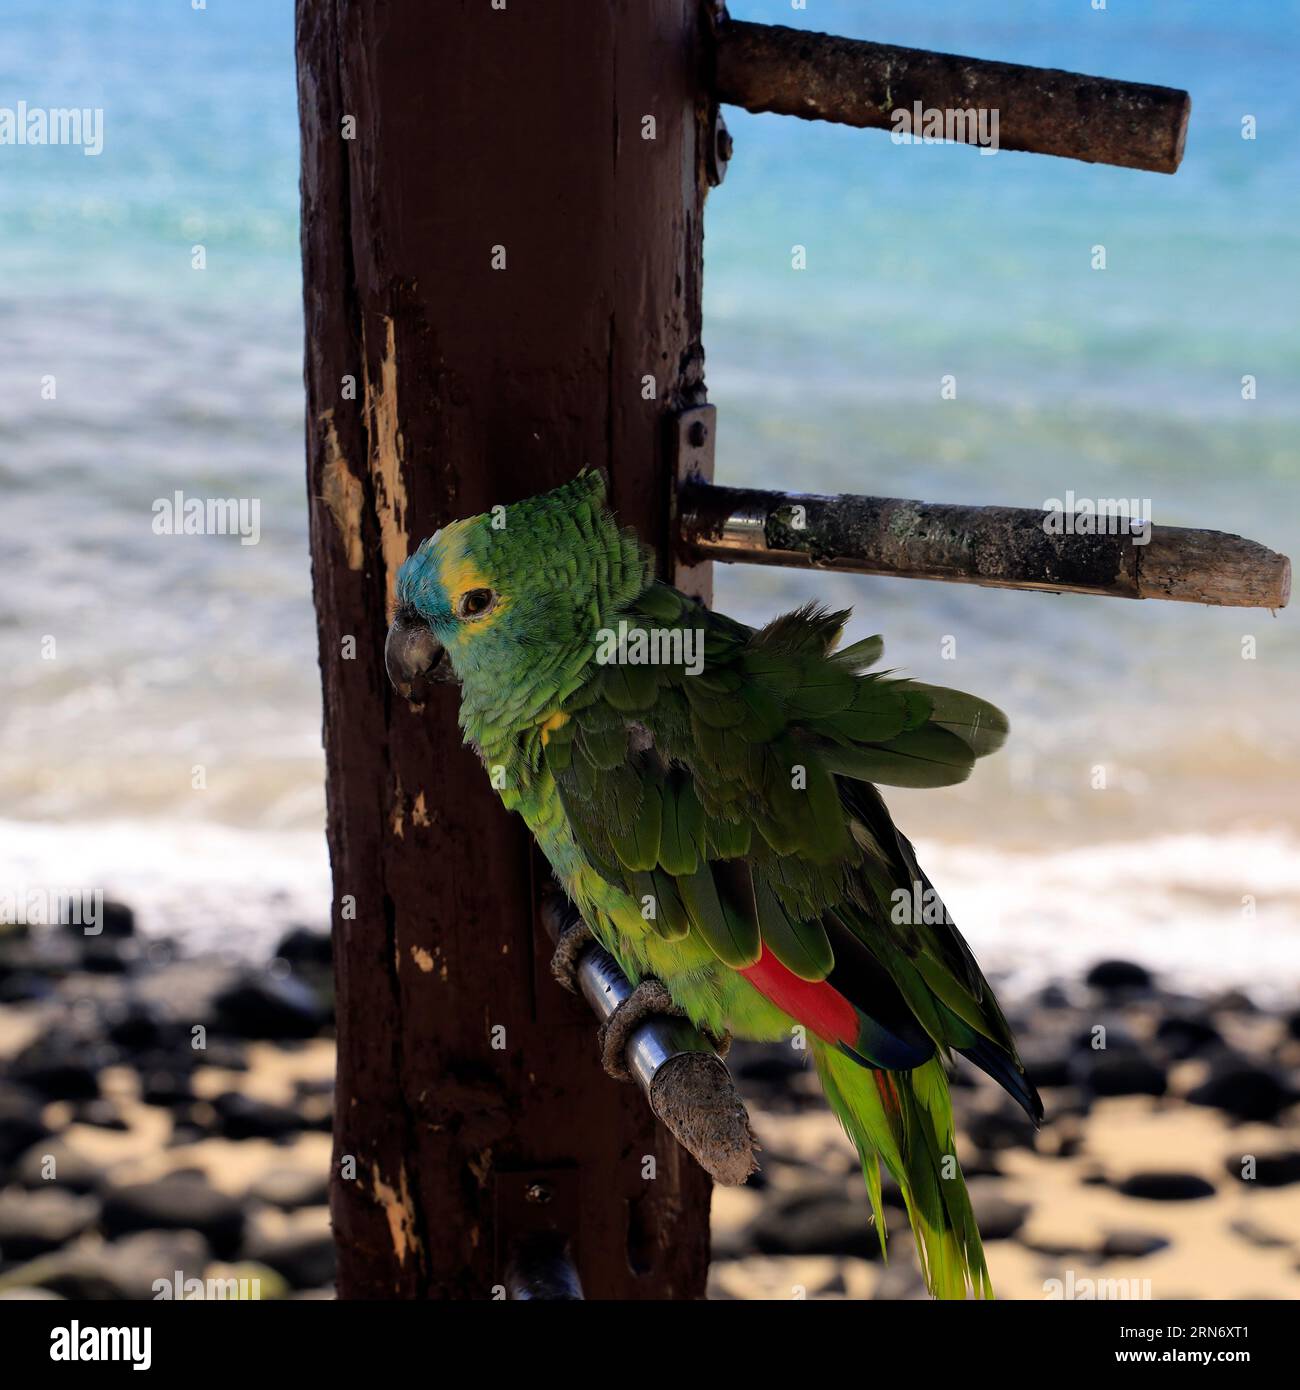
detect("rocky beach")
[1,908,1297,1301]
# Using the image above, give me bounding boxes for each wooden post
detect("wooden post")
[295,0,714,1298]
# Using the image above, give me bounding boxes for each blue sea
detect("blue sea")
[1,1,1297,996]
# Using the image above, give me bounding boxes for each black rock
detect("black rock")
[212,972,328,1041]
[0,1084,50,1166]
[1036,984,1072,1010]
[0,1188,99,1260]
[1286,1009,1300,1042]
[61,900,135,939]
[729,1042,806,1088]
[1187,1065,1293,1123]
[1020,1046,1072,1090]
[1071,1023,1140,1055]
[274,927,332,969]
[138,1071,195,1108]
[101,1174,244,1259]
[247,1167,331,1210]
[70,1099,130,1132]
[964,1104,1037,1152]
[750,1188,881,1260]
[1117,1172,1216,1201]
[212,1092,304,1141]
[9,1043,100,1102]
[1101,1230,1171,1259]
[131,1045,199,1077]
[247,1228,335,1289]
[1085,1051,1168,1099]
[1223,1151,1300,1187]
[1085,960,1153,993]
[1155,1015,1223,1060]
[105,1001,168,1052]
[0,970,56,1003]
[966,1181,1030,1240]
[77,939,132,975]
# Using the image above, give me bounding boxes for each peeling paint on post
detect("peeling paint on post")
[296,0,714,1298]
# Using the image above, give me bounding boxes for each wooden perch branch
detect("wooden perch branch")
[677,482,1291,609]
[540,890,756,1186]
[714,19,1191,174]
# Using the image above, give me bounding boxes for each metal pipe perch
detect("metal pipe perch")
[678,481,1291,610]
[715,19,1191,174]
[540,889,756,1186]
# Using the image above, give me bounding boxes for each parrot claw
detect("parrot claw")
[542,888,732,1077]
[597,978,686,1082]
[595,978,731,1081]
[548,910,592,995]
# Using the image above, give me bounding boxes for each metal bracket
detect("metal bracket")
[669,403,716,602]
[494,1164,583,1299]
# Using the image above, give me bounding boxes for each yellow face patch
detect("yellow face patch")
[436,522,509,644]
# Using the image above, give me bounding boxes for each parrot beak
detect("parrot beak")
[385,608,456,701]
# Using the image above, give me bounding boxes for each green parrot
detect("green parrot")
[386,470,1040,1300]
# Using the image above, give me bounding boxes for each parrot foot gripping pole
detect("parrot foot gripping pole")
[542,887,757,1186]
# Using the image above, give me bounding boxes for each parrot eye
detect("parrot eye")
[456,587,496,620]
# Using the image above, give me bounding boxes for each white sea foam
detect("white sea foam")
[919,832,1300,1006]
[2,817,1296,1005]
[0,818,330,961]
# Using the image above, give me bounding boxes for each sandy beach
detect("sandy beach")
[2,906,1296,1300]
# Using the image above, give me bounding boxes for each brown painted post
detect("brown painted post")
[295,0,714,1297]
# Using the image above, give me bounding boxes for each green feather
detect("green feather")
[658,774,704,876]
[754,877,834,981]
[613,778,661,872]
[821,726,976,788]
[677,860,761,968]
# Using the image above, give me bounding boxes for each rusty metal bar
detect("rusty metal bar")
[540,890,756,1186]
[677,481,1290,609]
[714,19,1191,174]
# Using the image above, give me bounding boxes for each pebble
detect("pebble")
[0,1188,99,1260]
[1085,960,1154,993]
[1083,1050,1168,1099]
[101,1173,246,1259]
[213,972,329,1041]
[1101,1230,1171,1259]
[1187,1064,1293,1122]
[1116,1172,1217,1201]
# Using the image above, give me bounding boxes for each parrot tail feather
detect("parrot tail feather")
[813,1042,992,1300]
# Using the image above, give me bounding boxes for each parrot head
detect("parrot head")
[386,470,653,725]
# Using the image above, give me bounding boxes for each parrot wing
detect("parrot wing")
[543,582,1037,1118]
